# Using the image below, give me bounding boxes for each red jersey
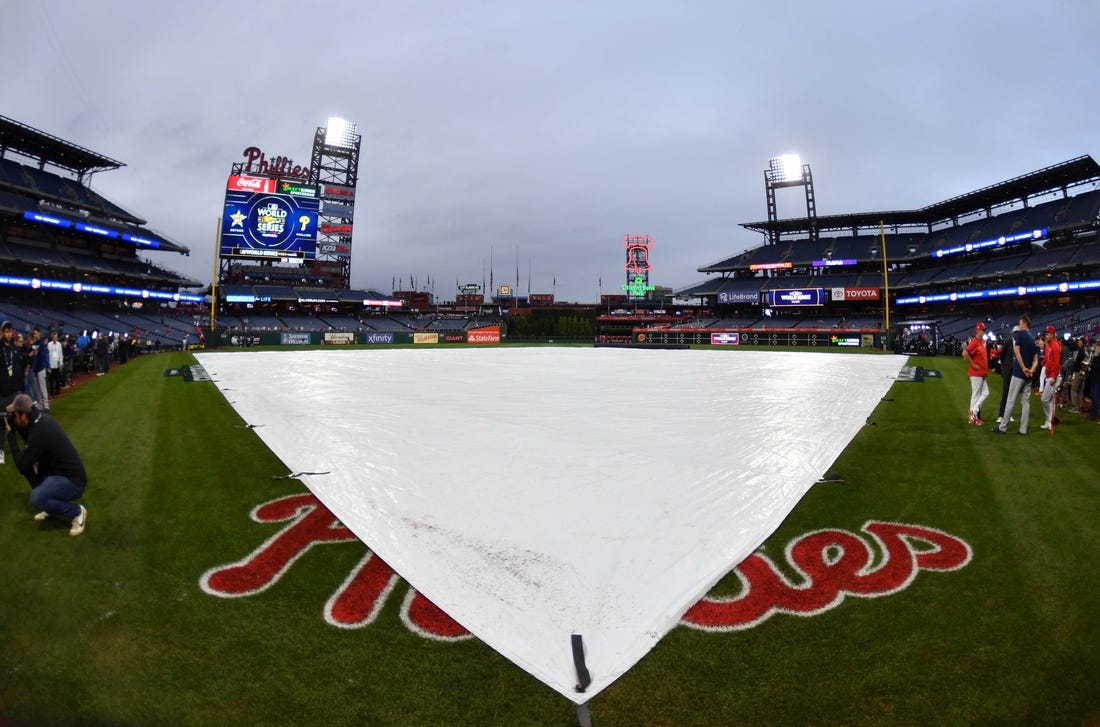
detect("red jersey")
[965,336,988,377]
[1043,338,1062,380]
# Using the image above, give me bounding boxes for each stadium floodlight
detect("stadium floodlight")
[324,117,358,149]
[768,153,803,183]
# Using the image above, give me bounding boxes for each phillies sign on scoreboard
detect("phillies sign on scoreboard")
[221,180,319,260]
[831,287,881,301]
[768,288,824,307]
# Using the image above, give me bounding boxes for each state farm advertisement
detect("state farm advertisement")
[467,326,501,344]
[832,287,880,301]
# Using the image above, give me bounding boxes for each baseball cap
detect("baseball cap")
[975,322,986,330]
[1011,326,1020,333]
[5,393,34,414]
[1045,325,1056,334]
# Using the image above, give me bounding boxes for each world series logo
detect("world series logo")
[222,190,319,256]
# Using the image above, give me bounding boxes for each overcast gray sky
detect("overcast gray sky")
[3,1,1098,302]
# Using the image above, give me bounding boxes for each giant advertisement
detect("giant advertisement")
[221,180,319,260]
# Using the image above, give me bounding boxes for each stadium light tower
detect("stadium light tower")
[764,153,817,244]
[311,117,362,288]
[324,117,358,149]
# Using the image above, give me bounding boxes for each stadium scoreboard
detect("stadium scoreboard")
[220,175,319,260]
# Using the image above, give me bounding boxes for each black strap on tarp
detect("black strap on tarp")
[572,634,594,726]
[572,634,591,693]
[271,471,331,480]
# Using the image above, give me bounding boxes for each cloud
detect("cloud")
[2,0,1097,301]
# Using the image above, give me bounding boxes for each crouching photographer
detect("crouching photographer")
[4,394,88,536]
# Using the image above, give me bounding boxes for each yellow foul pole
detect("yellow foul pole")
[210,217,221,333]
[881,220,890,345]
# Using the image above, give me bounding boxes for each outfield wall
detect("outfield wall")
[635,328,884,347]
[211,325,502,347]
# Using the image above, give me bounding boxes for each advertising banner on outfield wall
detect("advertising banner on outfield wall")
[443,333,467,343]
[829,334,862,347]
[717,290,760,304]
[414,332,439,344]
[831,287,880,301]
[769,288,824,306]
[324,332,355,345]
[364,332,395,345]
[281,332,312,345]
[634,329,884,347]
[467,326,501,344]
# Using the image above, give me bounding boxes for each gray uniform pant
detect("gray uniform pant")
[997,374,1032,434]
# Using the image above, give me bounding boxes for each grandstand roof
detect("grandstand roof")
[920,155,1100,220]
[0,115,124,176]
[742,155,1100,236]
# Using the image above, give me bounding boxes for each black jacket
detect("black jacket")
[1,340,23,397]
[7,412,88,488]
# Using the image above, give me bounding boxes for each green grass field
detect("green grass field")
[1,347,1098,726]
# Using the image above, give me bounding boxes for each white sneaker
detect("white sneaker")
[34,511,49,521]
[995,417,1004,424]
[70,505,87,537]
[1040,422,1051,430]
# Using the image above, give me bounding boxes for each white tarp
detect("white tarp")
[197,348,905,702]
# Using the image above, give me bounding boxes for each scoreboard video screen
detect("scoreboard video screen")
[220,175,319,260]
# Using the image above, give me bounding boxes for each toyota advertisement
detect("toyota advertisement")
[831,287,881,301]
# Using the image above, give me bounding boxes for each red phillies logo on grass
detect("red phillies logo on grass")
[200,494,972,639]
